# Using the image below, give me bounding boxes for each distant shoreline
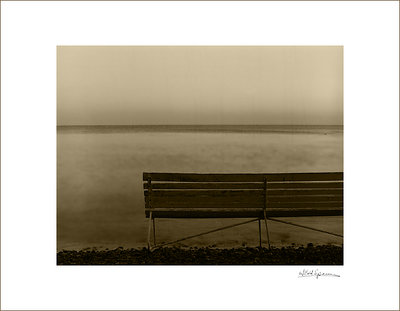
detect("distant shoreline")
[57,124,343,127]
[57,124,343,134]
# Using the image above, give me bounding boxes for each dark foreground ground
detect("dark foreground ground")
[57,244,343,265]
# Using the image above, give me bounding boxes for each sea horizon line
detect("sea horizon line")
[57,124,343,127]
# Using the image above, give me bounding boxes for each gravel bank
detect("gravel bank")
[57,244,343,265]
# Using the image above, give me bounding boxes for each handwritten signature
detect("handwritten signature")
[298,269,340,279]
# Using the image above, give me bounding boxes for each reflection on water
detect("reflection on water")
[57,126,343,250]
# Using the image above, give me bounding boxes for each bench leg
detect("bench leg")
[147,212,153,251]
[263,210,271,250]
[258,219,262,248]
[153,217,156,246]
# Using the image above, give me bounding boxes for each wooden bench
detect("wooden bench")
[143,172,343,250]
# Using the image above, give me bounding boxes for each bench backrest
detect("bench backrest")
[143,172,343,218]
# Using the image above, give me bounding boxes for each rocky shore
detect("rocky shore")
[57,244,343,265]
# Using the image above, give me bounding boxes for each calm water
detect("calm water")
[57,125,343,251]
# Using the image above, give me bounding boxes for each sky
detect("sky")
[57,46,343,125]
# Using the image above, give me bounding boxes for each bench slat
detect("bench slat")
[268,189,342,195]
[145,190,264,197]
[144,188,343,196]
[267,201,342,208]
[143,182,343,190]
[266,182,343,189]
[145,189,342,198]
[144,182,264,189]
[145,208,343,218]
[145,190,343,205]
[146,195,264,209]
[146,194,342,209]
[143,172,343,182]
[267,194,343,202]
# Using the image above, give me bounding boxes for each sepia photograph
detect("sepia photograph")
[57,46,343,265]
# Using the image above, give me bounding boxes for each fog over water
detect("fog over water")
[57,46,343,126]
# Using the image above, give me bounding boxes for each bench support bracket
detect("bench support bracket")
[151,218,260,250]
[268,217,343,238]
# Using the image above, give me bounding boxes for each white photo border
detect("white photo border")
[1,1,399,310]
